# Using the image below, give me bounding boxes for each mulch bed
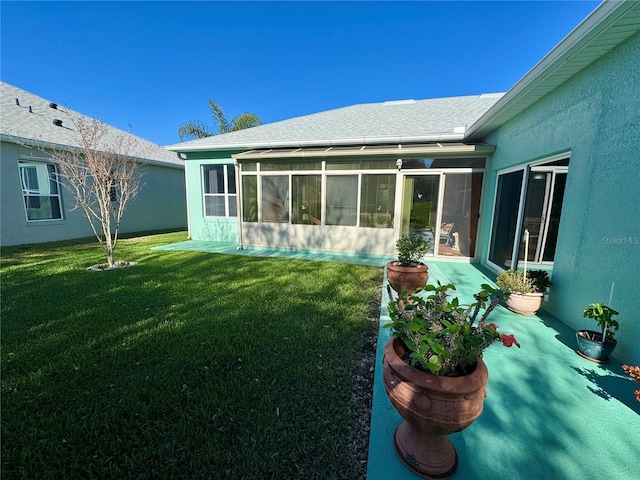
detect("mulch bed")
[348,294,381,478]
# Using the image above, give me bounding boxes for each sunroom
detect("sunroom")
[232,142,494,258]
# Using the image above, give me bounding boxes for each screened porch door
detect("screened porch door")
[401,172,483,258]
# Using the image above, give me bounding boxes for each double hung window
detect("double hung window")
[202,165,237,217]
[19,161,63,221]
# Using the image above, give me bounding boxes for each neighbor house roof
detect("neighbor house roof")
[0,82,184,168]
[467,0,640,139]
[166,94,505,152]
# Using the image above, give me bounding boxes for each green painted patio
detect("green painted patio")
[153,241,639,479]
[369,261,639,480]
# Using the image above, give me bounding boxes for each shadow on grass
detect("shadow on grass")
[1,239,383,479]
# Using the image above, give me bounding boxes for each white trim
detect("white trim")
[467,1,638,139]
[169,134,472,153]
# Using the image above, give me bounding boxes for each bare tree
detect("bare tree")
[48,115,146,268]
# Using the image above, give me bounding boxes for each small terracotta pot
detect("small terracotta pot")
[505,292,544,315]
[386,261,429,295]
[382,337,488,479]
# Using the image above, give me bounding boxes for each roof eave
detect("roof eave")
[166,133,467,153]
[2,133,184,169]
[466,0,639,140]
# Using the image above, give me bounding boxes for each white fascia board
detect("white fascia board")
[466,0,633,139]
[166,133,467,153]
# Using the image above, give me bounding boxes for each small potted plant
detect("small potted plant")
[386,233,431,295]
[382,281,520,478]
[496,269,551,315]
[576,303,619,363]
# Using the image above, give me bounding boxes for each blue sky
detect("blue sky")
[2,1,601,146]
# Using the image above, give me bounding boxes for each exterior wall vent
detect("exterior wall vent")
[49,102,58,109]
[15,98,20,106]
[53,119,63,127]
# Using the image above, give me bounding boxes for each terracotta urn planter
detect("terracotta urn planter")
[505,292,544,316]
[382,337,488,479]
[386,261,429,295]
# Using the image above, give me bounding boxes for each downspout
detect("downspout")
[178,152,191,239]
[234,158,243,250]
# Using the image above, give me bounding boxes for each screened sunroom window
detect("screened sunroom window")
[203,165,237,217]
[292,175,322,225]
[19,161,62,221]
[360,174,396,228]
[242,175,258,222]
[261,175,289,223]
[326,175,358,226]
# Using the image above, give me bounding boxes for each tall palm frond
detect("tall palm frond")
[230,113,262,131]
[177,120,214,142]
[208,100,231,134]
[177,99,262,141]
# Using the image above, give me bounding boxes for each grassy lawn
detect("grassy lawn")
[1,232,382,479]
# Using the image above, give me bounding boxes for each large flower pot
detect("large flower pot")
[386,261,429,295]
[382,337,488,479]
[576,329,617,363]
[505,292,544,316]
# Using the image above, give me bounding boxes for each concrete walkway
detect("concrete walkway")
[152,240,391,267]
[152,241,639,479]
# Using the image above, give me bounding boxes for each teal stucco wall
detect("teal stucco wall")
[184,150,241,243]
[478,32,640,364]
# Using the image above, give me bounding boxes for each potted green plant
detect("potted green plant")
[496,269,551,315]
[386,233,431,295]
[576,303,620,363]
[382,281,520,478]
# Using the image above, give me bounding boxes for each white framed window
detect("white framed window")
[488,155,569,270]
[202,164,237,217]
[19,161,63,221]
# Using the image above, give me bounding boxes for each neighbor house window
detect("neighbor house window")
[19,161,62,221]
[202,164,237,217]
[360,174,396,228]
[326,175,358,226]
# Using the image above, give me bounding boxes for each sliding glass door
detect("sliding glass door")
[489,170,524,269]
[489,158,568,270]
[517,167,567,265]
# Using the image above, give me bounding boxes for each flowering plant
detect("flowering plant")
[385,281,520,376]
[622,365,640,402]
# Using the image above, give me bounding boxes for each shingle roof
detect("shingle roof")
[166,93,504,152]
[0,82,183,168]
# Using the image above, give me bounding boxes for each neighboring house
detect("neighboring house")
[168,1,639,364]
[1,82,187,246]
